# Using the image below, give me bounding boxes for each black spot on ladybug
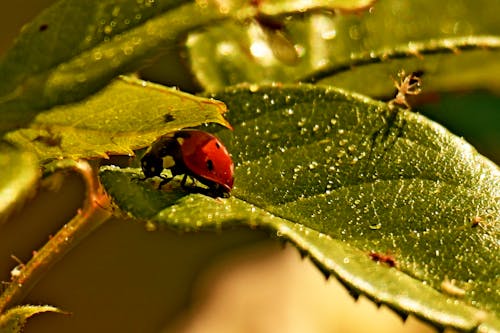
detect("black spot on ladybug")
[206,159,214,171]
[163,114,175,123]
[215,142,220,149]
[39,24,49,32]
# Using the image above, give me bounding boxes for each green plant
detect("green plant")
[0,0,498,332]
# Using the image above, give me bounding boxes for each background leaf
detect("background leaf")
[0,0,370,134]
[100,85,500,331]
[4,76,229,161]
[306,36,500,98]
[251,0,375,16]
[0,146,39,225]
[187,0,500,95]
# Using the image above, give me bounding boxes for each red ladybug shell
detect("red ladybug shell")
[177,130,234,192]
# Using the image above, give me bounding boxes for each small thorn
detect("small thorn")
[394,309,409,322]
[308,257,331,279]
[349,290,360,301]
[316,266,331,280]
[337,278,359,300]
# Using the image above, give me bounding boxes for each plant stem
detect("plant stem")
[0,160,112,313]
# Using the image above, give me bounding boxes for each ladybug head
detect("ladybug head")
[141,153,163,179]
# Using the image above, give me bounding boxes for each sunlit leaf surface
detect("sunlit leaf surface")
[100,85,500,331]
[4,76,229,160]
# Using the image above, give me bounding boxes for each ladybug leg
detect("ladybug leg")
[158,175,173,189]
[180,174,188,188]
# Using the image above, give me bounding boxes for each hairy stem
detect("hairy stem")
[0,160,112,313]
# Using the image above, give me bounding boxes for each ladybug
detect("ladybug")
[141,129,234,197]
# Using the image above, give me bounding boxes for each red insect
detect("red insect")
[369,251,397,268]
[141,129,234,197]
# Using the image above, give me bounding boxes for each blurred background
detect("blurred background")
[1,1,498,332]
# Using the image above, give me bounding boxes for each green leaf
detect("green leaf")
[0,0,369,134]
[305,36,500,98]
[4,76,229,161]
[0,146,39,225]
[100,85,500,331]
[249,0,375,16]
[187,0,500,93]
[0,305,64,333]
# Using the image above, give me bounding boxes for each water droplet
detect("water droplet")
[249,84,259,92]
[321,29,337,40]
[123,45,134,55]
[330,118,337,125]
[297,117,307,127]
[93,51,103,60]
[347,145,356,152]
[369,223,382,230]
[308,161,318,170]
[216,41,235,56]
[250,40,273,59]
